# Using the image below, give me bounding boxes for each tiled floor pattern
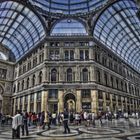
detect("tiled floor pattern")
[0,118,139,140]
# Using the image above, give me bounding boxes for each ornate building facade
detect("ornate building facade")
[12,37,140,114]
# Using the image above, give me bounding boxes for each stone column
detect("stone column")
[116,96,118,111]
[22,96,25,111]
[34,93,37,113]
[42,67,47,82]
[92,66,96,82]
[44,43,47,60]
[58,90,64,113]
[13,98,16,115]
[103,92,106,112]
[121,97,124,112]
[110,94,113,112]
[59,66,64,82]
[135,100,138,112]
[75,48,79,60]
[17,97,20,110]
[76,65,80,82]
[41,90,48,112]
[132,99,135,112]
[76,90,82,113]
[46,67,49,82]
[89,48,93,60]
[91,90,98,114]
[125,98,128,112]
[27,95,30,112]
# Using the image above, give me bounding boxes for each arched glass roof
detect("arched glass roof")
[51,19,88,36]
[0,0,46,60]
[93,0,140,71]
[29,0,109,16]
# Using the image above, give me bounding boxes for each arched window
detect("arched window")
[65,50,69,61]
[129,84,131,94]
[125,82,127,92]
[32,75,36,86]
[22,80,24,90]
[51,69,57,82]
[67,68,72,82]
[97,70,100,83]
[104,73,108,86]
[39,71,43,84]
[111,76,113,87]
[116,79,119,89]
[27,78,29,89]
[82,68,88,82]
[121,81,123,91]
[13,85,16,93]
[17,82,20,92]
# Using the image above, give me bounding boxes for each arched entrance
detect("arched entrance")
[64,93,76,112]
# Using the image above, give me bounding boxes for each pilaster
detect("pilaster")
[103,92,106,112]
[34,93,37,113]
[91,90,98,114]
[76,90,82,113]
[110,94,113,112]
[58,90,64,113]
[41,90,48,112]
[22,96,25,111]
[27,95,30,112]
[17,97,20,110]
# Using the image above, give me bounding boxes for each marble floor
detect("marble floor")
[0,118,140,140]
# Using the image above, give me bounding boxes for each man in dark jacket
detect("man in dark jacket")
[21,111,29,136]
[63,108,70,134]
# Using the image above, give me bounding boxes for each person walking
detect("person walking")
[63,108,70,134]
[21,111,29,136]
[42,111,49,130]
[12,110,22,139]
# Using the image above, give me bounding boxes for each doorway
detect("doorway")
[64,93,76,112]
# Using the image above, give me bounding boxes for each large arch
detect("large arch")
[0,0,46,60]
[93,0,140,71]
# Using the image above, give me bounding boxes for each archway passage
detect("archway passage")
[64,93,76,112]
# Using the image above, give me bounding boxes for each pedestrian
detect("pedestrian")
[42,111,49,130]
[12,110,22,139]
[63,108,70,134]
[21,111,29,136]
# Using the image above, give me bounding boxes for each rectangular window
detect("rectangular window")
[81,89,91,98]
[48,89,58,99]
[82,102,91,110]
[85,50,89,60]
[80,50,84,60]
[37,92,41,101]
[30,94,34,102]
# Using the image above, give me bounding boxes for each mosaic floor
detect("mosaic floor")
[0,118,140,140]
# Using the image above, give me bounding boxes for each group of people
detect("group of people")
[11,108,71,139]
[12,110,29,139]
[8,109,140,139]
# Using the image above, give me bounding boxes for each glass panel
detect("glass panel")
[0,1,46,60]
[93,0,140,71]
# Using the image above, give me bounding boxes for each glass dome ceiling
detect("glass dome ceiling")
[29,0,109,16]
[93,0,140,72]
[0,0,46,60]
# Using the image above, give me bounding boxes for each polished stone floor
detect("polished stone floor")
[0,118,140,140]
